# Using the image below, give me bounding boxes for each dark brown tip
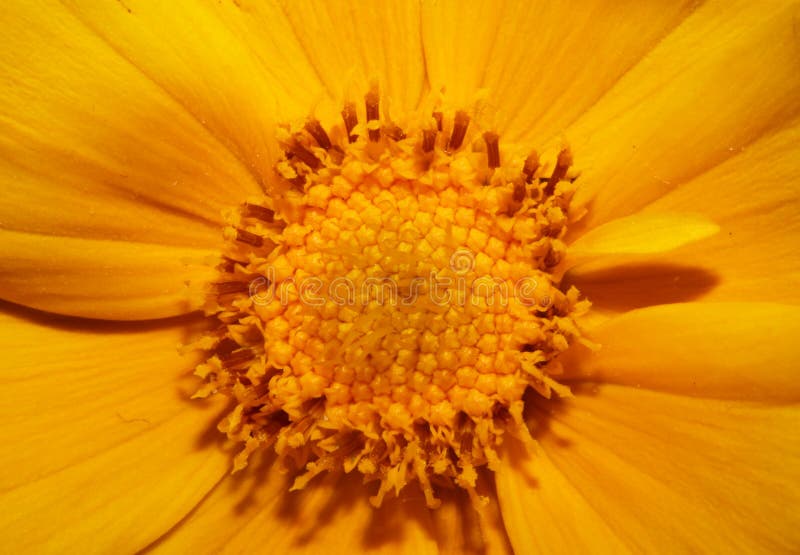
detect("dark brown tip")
[215,281,249,296]
[304,119,331,150]
[220,348,255,368]
[432,111,443,132]
[483,132,500,169]
[422,129,437,153]
[365,88,380,142]
[235,228,264,248]
[244,203,275,222]
[384,123,406,141]
[341,102,358,143]
[523,151,540,184]
[545,148,572,196]
[290,142,322,171]
[512,180,527,203]
[329,145,345,165]
[447,111,470,152]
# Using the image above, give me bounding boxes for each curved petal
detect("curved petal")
[280,0,428,114]
[420,0,697,137]
[62,0,326,191]
[0,230,217,320]
[571,121,800,309]
[0,0,260,246]
[495,437,630,554]
[430,485,512,555]
[533,386,800,553]
[149,452,438,554]
[568,212,718,259]
[642,121,800,305]
[561,302,800,402]
[0,308,229,553]
[567,0,800,229]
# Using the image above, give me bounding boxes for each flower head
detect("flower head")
[1,1,799,553]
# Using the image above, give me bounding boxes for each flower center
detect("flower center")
[193,90,589,508]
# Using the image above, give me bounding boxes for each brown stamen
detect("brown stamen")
[365,88,380,142]
[447,111,470,152]
[545,148,573,196]
[432,111,443,132]
[329,145,345,165]
[384,124,406,142]
[523,151,540,184]
[483,132,500,169]
[342,102,358,143]
[304,119,331,150]
[244,203,275,223]
[512,180,527,203]
[422,129,437,153]
[289,142,322,171]
[215,281,249,296]
[236,228,264,248]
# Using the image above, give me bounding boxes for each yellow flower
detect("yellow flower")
[1,0,799,553]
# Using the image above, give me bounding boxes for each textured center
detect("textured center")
[194,92,589,508]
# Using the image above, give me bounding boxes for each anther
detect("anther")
[341,102,358,143]
[384,123,406,142]
[304,119,332,150]
[512,180,527,203]
[215,281,249,296]
[447,111,470,152]
[483,132,500,169]
[218,256,241,273]
[422,129,437,153]
[432,111,443,132]
[244,203,275,223]
[289,141,322,171]
[545,148,573,196]
[523,151,540,184]
[329,145,345,165]
[220,348,254,368]
[365,88,380,142]
[235,228,264,248]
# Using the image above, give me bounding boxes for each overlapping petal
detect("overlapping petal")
[0,309,229,553]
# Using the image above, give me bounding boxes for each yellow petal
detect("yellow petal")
[431,486,512,555]
[281,0,427,114]
[567,0,800,229]
[63,0,326,190]
[150,452,438,554]
[562,302,800,402]
[0,0,260,246]
[495,437,629,554]
[568,212,719,261]
[639,121,800,305]
[0,230,216,320]
[0,309,229,553]
[489,1,698,144]
[534,386,800,552]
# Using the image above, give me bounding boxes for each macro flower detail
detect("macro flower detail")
[198,95,590,508]
[1,1,799,554]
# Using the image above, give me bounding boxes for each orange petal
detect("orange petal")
[63,1,326,190]
[280,0,427,114]
[0,0,260,246]
[534,385,800,552]
[495,437,629,554]
[150,452,438,554]
[562,302,800,402]
[567,0,800,228]
[568,212,718,260]
[0,308,229,552]
[0,230,217,320]
[642,121,800,305]
[490,1,698,144]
